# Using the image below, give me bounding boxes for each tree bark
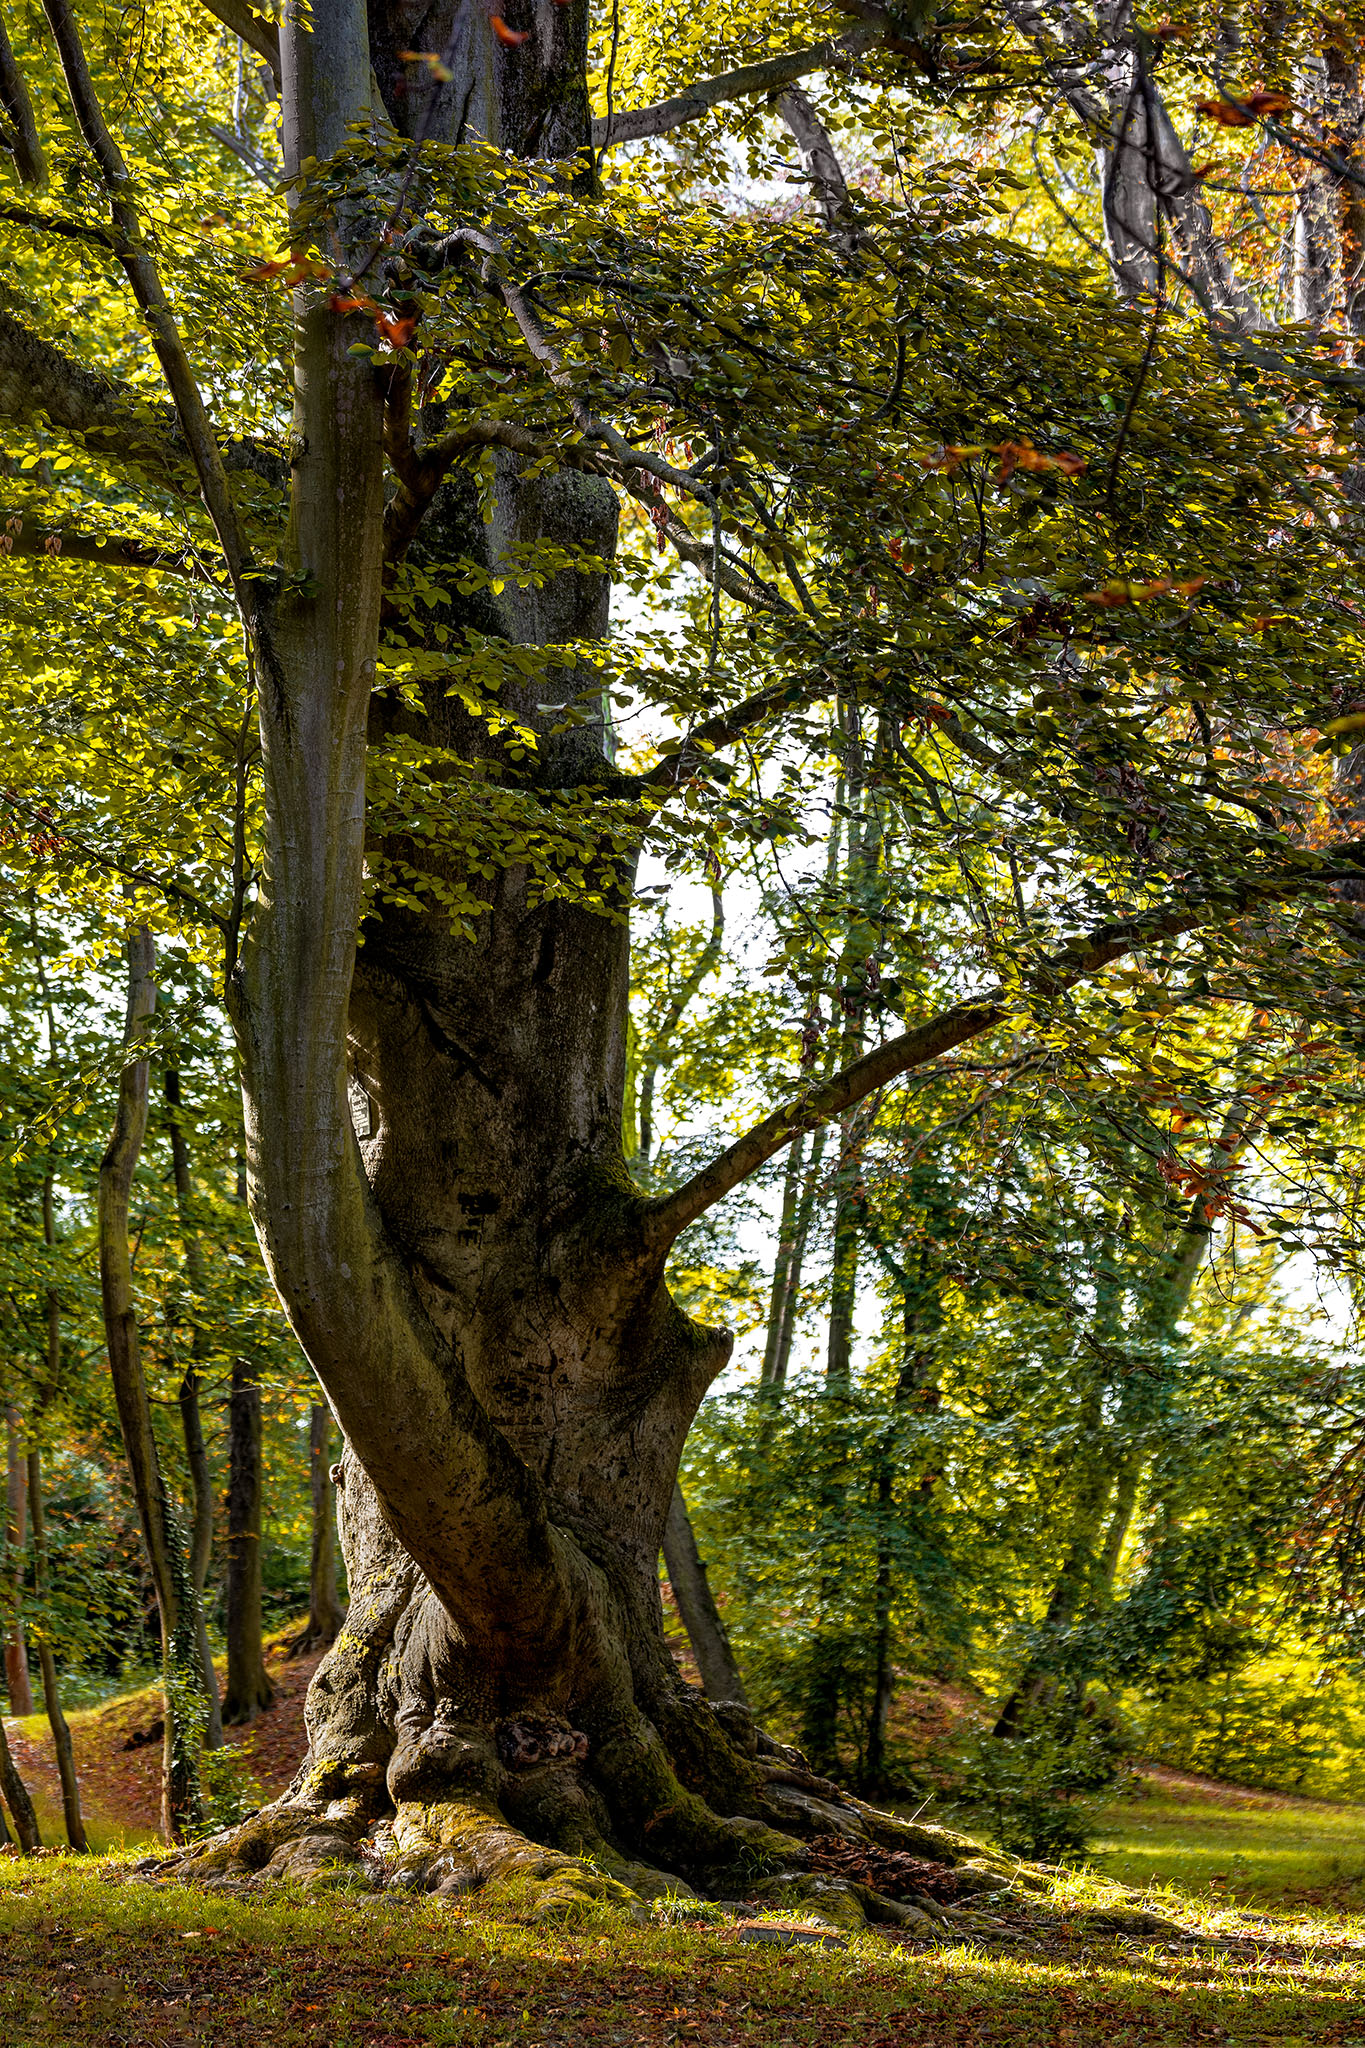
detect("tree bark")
[222,1357,273,1723]
[165,1064,224,1749]
[803,737,884,1766]
[662,1485,748,1707]
[3,1407,32,1717]
[98,926,208,1841]
[176,1368,223,1747]
[25,1448,86,1850]
[865,1245,944,1790]
[1096,1445,1144,1595]
[760,1132,807,1388]
[766,1125,827,1389]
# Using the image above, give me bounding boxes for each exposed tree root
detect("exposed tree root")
[157,1714,1008,1938]
[142,1467,1053,1938]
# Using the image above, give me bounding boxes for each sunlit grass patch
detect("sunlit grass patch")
[1090,1783,1365,1910]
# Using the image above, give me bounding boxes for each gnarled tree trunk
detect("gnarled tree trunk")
[18,0,986,1915]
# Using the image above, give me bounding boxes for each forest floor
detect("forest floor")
[3,1664,1365,2044]
[3,1629,325,1851]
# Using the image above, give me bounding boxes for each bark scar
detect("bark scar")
[417,995,503,1098]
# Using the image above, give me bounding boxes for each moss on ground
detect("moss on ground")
[8,1670,1365,2046]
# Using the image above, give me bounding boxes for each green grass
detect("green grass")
[2,1850,1364,2047]
[1090,1784,1365,1911]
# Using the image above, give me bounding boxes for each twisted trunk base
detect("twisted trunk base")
[173,1453,985,1928]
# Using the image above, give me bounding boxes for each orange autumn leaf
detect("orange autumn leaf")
[375,312,419,349]
[1083,575,1204,606]
[993,440,1087,482]
[918,439,1084,478]
[1197,89,1291,127]
[1195,97,1255,127]
[243,252,333,287]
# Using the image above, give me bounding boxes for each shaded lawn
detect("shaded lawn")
[1091,1777,1365,1912]
[2,1859,1364,2048]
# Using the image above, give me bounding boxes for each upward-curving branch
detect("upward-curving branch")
[40,0,250,587]
[649,845,1365,1243]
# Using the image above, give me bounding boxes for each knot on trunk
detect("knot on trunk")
[496,1717,589,1769]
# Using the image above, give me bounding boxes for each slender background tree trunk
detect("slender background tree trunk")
[662,1483,747,1705]
[0,1711,38,1851]
[99,926,207,1840]
[222,1356,273,1723]
[26,1448,85,1849]
[164,1063,223,1748]
[290,1403,342,1655]
[4,1407,32,1717]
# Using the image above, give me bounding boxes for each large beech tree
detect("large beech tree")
[2,0,1365,1905]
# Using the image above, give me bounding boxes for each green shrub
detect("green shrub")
[1131,1662,1365,1799]
[192,1743,265,1835]
[951,1702,1133,1861]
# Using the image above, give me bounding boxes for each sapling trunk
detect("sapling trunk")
[760,1133,807,1388]
[26,1448,86,1850]
[98,926,208,1841]
[865,1261,944,1789]
[165,1064,224,1747]
[290,1404,343,1654]
[662,1484,747,1706]
[3,1408,32,1717]
[0,1711,38,1851]
[767,1125,827,1389]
